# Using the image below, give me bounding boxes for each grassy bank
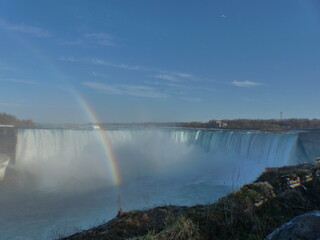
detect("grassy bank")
[62,163,320,240]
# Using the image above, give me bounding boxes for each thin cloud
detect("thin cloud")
[145,81,190,92]
[144,81,187,95]
[0,102,22,107]
[57,39,84,46]
[173,72,194,79]
[173,72,212,82]
[0,78,37,85]
[58,32,116,47]
[145,80,215,93]
[88,58,152,71]
[154,74,180,82]
[231,80,264,87]
[85,32,116,46]
[155,72,207,82]
[58,56,78,62]
[60,57,212,83]
[0,19,50,37]
[87,58,210,82]
[92,72,109,79]
[180,97,202,102]
[83,81,167,99]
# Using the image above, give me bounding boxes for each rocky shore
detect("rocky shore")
[62,162,320,240]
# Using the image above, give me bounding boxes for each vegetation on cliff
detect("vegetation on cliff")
[176,119,320,131]
[62,162,320,240]
[101,119,320,132]
[0,112,33,127]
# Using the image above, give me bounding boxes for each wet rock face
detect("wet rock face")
[0,127,17,163]
[265,211,320,240]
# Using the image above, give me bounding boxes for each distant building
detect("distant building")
[216,121,227,128]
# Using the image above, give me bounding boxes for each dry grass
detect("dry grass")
[63,163,320,240]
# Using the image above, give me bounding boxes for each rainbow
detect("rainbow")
[7,35,123,185]
[72,90,121,186]
[6,36,123,185]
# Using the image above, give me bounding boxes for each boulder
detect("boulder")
[265,211,320,240]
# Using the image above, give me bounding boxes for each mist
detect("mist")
[0,128,306,239]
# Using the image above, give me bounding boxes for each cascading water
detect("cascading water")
[14,129,303,187]
[170,130,301,165]
[0,128,314,240]
[14,129,115,191]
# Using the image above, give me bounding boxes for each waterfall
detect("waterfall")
[15,129,307,169]
[169,130,302,166]
[1,128,317,240]
[12,128,309,189]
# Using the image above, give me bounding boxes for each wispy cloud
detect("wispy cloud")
[153,72,205,82]
[88,58,152,71]
[0,102,22,107]
[58,32,116,47]
[58,56,78,62]
[83,81,167,99]
[180,97,202,102]
[173,72,194,79]
[86,58,212,82]
[57,39,84,46]
[60,57,217,101]
[0,78,37,85]
[59,57,210,82]
[85,32,116,46]
[145,80,215,93]
[0,19,50,37]
[231,80,264,87]
[92,72,109,79]
[154,74,180,82]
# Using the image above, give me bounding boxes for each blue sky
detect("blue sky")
[0,0,319,123]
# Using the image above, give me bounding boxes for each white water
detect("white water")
[0,128,304,239]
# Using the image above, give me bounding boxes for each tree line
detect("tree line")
[2,112,320,131]
[0,113,33,127]
[176,119,320,131]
